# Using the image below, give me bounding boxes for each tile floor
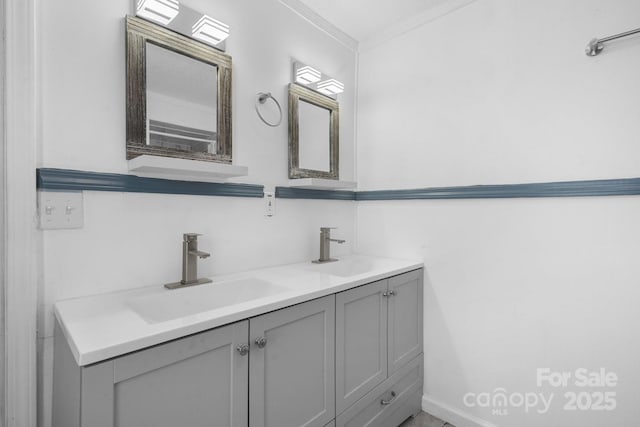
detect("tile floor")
[398,411,455,427]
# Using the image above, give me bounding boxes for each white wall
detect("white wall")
[358,0,640,189]
[37,0,356,426]
[356,0,640,426]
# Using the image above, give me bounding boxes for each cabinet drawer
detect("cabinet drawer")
[378,390,422,427]
[336,355,422,427]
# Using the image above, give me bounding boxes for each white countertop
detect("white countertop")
[54,254,423,366]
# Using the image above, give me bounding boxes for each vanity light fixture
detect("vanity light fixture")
[316,78,344,96]
[136,0,180,26]
[292,61,344,99]
[192,15,230,45]
[296,65,321,85]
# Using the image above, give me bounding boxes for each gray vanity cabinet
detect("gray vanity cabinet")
[53,269,422,427]
[54,296,335,427]
[249,294,336,427]
[53,321,249,427]
[335,269,423,426]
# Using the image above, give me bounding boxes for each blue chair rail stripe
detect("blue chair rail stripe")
[36,169,640,200]
[356,178,640,200]
[37,168,264,198]
[275,187,357,200]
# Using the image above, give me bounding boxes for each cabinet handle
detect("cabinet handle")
[236,344,250,356]
[255,336,267,348]
[380,391,397,406]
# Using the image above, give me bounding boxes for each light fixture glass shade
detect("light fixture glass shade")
[136,0,180,25]
[293,61,345,98]
[192,15,230,45]
[316,79,344,95]
[296,65,321,84]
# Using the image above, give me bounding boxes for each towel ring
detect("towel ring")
[255,92,282,127]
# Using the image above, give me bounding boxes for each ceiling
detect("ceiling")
[296,0,454,42]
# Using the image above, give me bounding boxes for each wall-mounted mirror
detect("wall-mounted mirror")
[126,16,232,163]
[288,83,339,179]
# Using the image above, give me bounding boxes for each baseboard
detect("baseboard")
[422,394,497,427]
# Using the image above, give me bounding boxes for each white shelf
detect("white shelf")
[288,178,356,190]
[128,155,248,183]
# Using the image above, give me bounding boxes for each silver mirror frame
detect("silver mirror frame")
[288,83,339,179]
[126,16,232,163]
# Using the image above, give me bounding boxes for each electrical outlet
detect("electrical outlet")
[264,191,275,216]
[38,191,84,230]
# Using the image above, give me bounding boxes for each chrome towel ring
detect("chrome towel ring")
[255,92,282,127]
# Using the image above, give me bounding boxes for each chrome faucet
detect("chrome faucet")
[165,233,212,289]
[313,227,345,264]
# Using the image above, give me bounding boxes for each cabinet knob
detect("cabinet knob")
[380,391,397,406]
[388,290,396,296]
[255,336,267,348]
[236,344,250,356]
[382,291,389,297]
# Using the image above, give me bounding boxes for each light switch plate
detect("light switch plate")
[38,191,84,230]
[264,191,275,216]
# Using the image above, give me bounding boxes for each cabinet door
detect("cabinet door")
[81,321,249,427]
[250,295,335,427]
[335,280,388,415]
[388,270,423,375]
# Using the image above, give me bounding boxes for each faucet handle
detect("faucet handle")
[320,227,337,232]
[183,233,202,241]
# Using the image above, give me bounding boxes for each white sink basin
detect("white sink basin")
[305,257,374,277]
[128,278,288,324]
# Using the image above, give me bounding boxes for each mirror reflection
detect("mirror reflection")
[298,100,330,172]
[146,43,218,154]
[288,83,339,179]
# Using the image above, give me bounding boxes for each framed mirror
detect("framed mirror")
[126,16,232,163]
[288,83,339,179]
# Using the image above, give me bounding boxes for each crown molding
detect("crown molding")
[279,0,359,52]
[359,0,478,52]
